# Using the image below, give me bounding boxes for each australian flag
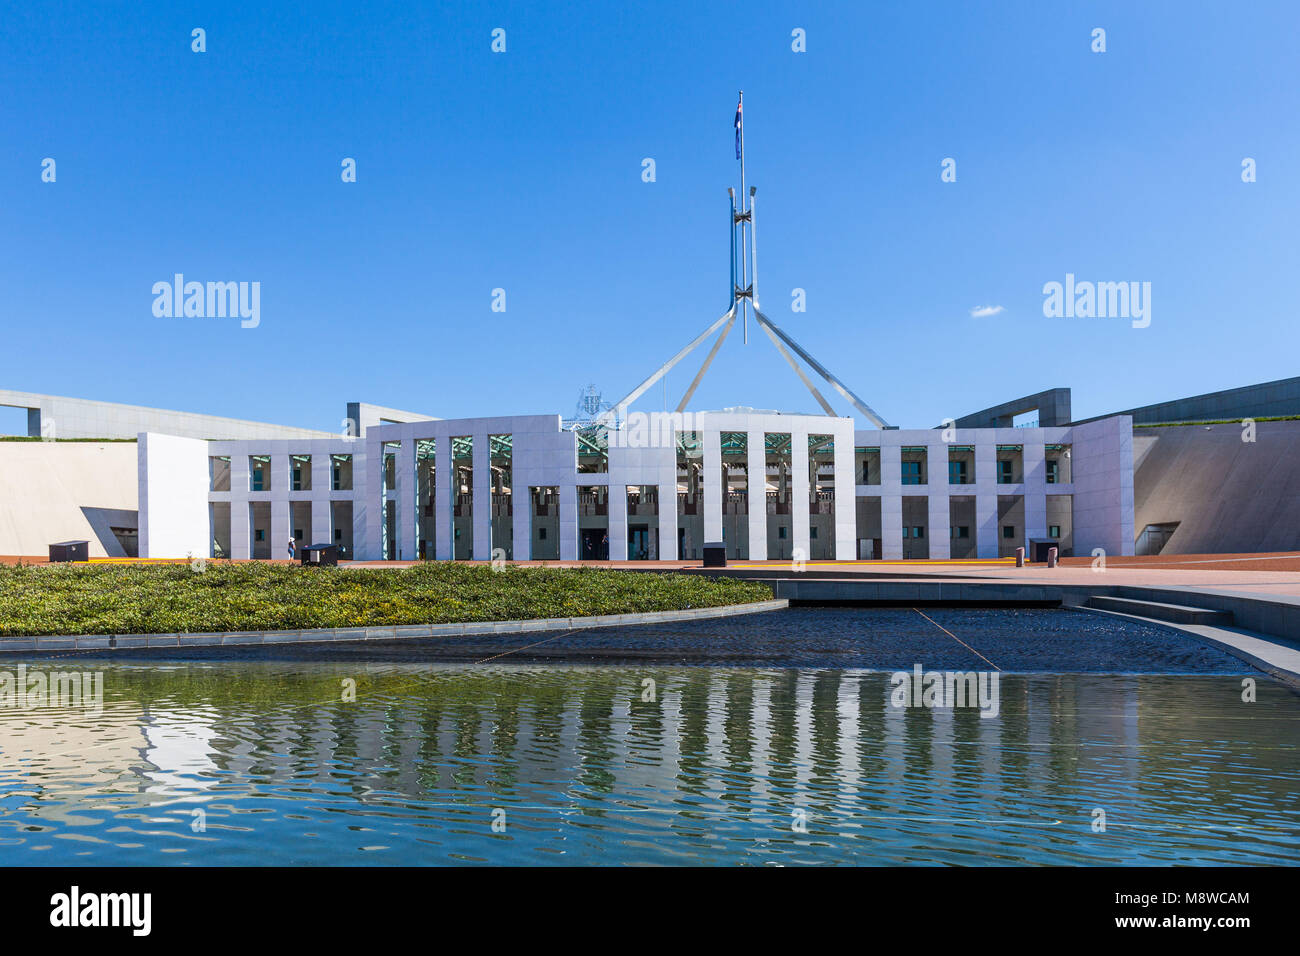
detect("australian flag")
[734,96,743,158]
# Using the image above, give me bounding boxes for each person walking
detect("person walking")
[288,539,296,561]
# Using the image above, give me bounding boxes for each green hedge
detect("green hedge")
[0,562,772,636]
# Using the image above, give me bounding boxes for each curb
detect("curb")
[0,599,790,653]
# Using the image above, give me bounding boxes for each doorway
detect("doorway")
[581,528,609,560]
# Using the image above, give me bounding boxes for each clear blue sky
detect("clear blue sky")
[3,0,1296,431]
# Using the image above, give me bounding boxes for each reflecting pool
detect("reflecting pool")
[1,655,1296,865]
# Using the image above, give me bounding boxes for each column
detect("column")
[791,429,810,560]
[833,424,855,560]
[747,429,767,560]
[395,438,416,561]
[559,481,578,560]
[879,442,903,559]
[229,455,251,559]
[435,430,452,560]
[472,430,491,561]
[1022,440,1048,543]
[270,453,290,561]
[975,439,998,558]
[702,429,723,545]
[926,440,951,560]
[365,435,384,560]
[658,446,677,562]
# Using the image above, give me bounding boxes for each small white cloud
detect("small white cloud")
[969,304,1005,318]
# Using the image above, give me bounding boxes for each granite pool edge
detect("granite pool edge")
[0,599,791,653]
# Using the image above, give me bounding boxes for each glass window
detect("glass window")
[1046,460,1059,484]
[901,461,922,485]
[997,460,1013,484]
[291,454,311,492]
[209,456,231,492]
[1002,525,1015,539]
[331,454,353,491]
[1049,525,1061,538]
[576,426,609,474]
[249,455,270,492]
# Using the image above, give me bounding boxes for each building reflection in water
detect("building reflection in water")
[0,664,1295,864]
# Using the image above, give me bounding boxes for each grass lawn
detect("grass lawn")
[0,562,773,636]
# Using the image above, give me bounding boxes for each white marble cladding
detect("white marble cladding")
[356,410,858,562]
[854,417,1134,558]
[147,411,1134,561]
[199,435,369,561]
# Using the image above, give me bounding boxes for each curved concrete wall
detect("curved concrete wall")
[0,441,139,557]
[1133,420,1300,554]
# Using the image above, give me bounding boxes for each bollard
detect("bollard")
[1047,546,1058,568]
[1015,547,1025,568]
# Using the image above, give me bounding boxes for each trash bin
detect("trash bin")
[301,543,340,567]
[702,541,726,568]
[49,540,89,563]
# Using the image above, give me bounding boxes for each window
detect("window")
[949,460,967,484]
[209,456,231,492]
[334,529,342,541]
[810,527,818,538]
[779,527,788,539]
[1002,525,1015,539]
[1046,460,1059,484]
[950,526,969,539]
[997,460,1013,484]
[1049,525,1061,538]
[901,461,922,485]
[293,528,302,540]
[255,529,265,542]
[539,527,548,540]
[330,453,353,491]
[913,526,925,539]
[289,455,310,491]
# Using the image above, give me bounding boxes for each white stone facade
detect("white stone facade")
[139,410,1136,562]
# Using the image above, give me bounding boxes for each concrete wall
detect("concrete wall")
[1079,375,1300,426]
[0,389,333,440]
[1133,420,1300,554]
[0,441,139,557]
[1070,415,1136,557]
[345,402,439,438]
[952,388,1072,429]
[855,423,1094,559]
[204,436,369,561]
[139,434,210,559]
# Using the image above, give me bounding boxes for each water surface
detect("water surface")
[1,657,1295,865]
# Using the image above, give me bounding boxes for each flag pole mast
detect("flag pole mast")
[738,90,748,343]
[603,91,891,428]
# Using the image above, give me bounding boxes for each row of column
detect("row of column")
[219,453,353,560]
[374,427,858,562]
[868,442,1056,560]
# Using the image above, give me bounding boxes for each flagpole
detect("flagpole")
[738,90,747,343]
